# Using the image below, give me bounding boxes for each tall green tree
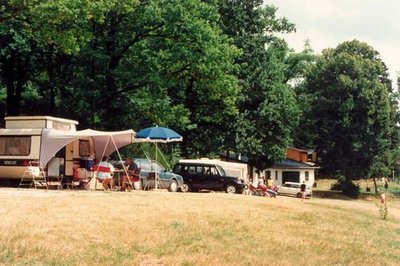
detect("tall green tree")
[218,1,299,171]
[1,0,240,160]
[299,40,397,194]
[54,0,240,158]
[0,0,93,117]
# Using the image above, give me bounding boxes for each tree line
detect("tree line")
[1,0,399,194]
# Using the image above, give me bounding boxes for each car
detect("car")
[172,162,246,194]
[277,182,312,198]
[112,158,184,192]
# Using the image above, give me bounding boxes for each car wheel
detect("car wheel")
[180,182,191,193]
[225,184,236,194]
[168,180,178,192]
[296,192,303,198]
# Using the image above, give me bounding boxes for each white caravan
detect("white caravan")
[0,116,134,180]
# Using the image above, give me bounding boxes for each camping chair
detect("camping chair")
[69,167,91,189]
[18,161,48,189]
[92,164,114,190]
[143,171,155,190]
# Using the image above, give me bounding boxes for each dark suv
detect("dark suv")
[172,162,245,194]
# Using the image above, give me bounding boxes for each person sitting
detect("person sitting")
[93,156,114,190]
[120,158,140,191]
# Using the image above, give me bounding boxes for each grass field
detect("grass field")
[0,186,399,266]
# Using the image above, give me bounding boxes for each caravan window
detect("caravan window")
[0,136,31,155]
[52,121,71,131]
[79,140,92,157]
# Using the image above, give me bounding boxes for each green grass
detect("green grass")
[0,187,399,265]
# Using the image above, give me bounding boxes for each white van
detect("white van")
[0,116,94,180]
[277,182,312,198]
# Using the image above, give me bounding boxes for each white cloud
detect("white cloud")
[266,0,400,82]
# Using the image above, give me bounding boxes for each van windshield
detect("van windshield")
[216,165,226,176]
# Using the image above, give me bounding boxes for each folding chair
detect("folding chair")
[143,172,155,190]
[68,167,91,189]
[92,164,113,190]
[19,161,48,189]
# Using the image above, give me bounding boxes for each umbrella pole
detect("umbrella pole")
[95,136,111,191]
[155,142,158,191]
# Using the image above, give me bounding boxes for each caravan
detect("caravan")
[0,116,134,182]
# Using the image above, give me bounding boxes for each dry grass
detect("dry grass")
[0,187,399,266]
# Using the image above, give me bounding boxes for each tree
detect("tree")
[0,0,93,117]
[299,40,397,195]
[1,0,241,160]
[218,1,299,171]
[60,0,240,157]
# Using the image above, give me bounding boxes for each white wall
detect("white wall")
[253,168,315,186]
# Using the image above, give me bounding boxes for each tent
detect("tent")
[39,128,136,167]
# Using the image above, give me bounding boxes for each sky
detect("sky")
[266,0,400,83]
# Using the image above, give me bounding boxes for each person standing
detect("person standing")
[300,181,307,201]
[267,177,274,188]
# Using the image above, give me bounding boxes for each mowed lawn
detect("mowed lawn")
[0,187,399,266]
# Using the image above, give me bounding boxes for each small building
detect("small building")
[219,148,318,186]
[254,159,318,186]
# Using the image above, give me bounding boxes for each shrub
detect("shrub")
[330,175,360,198]
[342,181,360,198]
[330,175,345,190]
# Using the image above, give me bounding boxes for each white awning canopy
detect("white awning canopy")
[40,128,136,166]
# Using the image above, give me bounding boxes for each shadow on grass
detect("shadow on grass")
[312,190,353,200]
[314,189,400,201]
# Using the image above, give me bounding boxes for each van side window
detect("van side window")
[174,165,181,173]
[0,136,31,155]
[188,166,197,174]
[210,166,218,175]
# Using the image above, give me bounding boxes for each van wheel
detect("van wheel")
[225,184,236,194]
[180,182,191,193]
[168,180,178,192]
[297,192,303,198]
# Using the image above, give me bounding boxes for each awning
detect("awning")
[40,128,135,166]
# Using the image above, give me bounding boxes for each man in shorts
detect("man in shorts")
[300,181,307,201]
[121,158,139,191]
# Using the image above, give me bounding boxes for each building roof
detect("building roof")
[273,159,318,169]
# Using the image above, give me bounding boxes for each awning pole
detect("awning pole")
[111,136,132,188]
[94,136,111,190]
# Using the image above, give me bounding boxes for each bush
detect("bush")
[330,175,360,198]
[342,181,360,198]
[330,175,345,190]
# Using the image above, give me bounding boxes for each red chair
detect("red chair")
[71,167,91,189]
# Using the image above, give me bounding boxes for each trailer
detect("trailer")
[0,116,134,181]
